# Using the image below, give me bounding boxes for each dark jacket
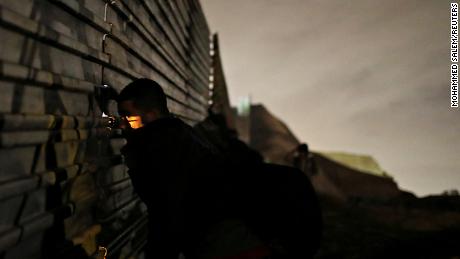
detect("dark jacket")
[121,116,224,258]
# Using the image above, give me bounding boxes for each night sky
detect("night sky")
[201,0,459,196]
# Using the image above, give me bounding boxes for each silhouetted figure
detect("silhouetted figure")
[118,79,224,259]
[293,143,309,173]
[118,78,321,259]
[287,143,317,176]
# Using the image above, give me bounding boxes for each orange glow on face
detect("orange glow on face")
[126,116,144,129]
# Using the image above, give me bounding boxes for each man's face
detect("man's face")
[118,100,144,130]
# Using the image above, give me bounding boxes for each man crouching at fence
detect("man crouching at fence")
[117,78,322,259]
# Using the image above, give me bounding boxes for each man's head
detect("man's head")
[117,78,170,129]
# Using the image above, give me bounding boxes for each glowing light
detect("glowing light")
[126,116,143,129]
[237,96,251,116]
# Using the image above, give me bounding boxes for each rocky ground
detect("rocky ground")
[315,195,460,259]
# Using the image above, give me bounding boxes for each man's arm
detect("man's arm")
[124,134,188,258]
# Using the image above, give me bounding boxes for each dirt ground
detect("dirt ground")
[315,195,460,259]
